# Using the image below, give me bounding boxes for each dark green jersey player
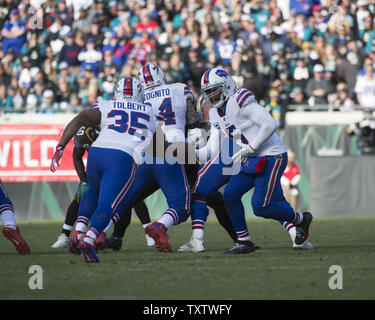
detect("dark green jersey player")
[73,126,100,184]
[51,126,154,250]
[51,125,98,249]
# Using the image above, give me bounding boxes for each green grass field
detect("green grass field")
[0,218,374,300]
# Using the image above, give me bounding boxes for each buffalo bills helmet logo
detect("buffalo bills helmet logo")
[215,69,229,78]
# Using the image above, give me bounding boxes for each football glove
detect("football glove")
[75,182,88,202]
[50,144,64,172]
[231,142,255,164]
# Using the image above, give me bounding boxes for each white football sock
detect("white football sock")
[75,222,88,233]
[0,209,17,229]
[192,228,204,239]
[238,235,251,241]
[62,224,73,231]
[85,229,98,242]
[237,229,251,241]
[192,219,205,239]
[157,213,174,229]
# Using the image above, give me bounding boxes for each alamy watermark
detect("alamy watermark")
[328,265,343,290]
[28,265,43,290]
[27,7,43,30]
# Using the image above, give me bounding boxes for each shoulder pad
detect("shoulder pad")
[235,88,255,109]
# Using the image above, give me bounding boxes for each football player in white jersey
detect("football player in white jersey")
[183,98,312,252]
[194,68,313,254]
[99,64,239,253]
[50,77,156,262]
[116,63,196,252]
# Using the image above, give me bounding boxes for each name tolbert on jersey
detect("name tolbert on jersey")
[112,101,147,112]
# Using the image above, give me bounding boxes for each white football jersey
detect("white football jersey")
[91,99,156,159]
[144,83,194,143]
[209,88,287,157]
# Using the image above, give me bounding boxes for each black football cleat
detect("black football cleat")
[234,240,260,250]
[295,212,313,245]
[104,236,123,251]
[223,241,257,254]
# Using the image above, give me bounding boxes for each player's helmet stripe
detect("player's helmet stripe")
[203,69,211,84]
[143,65,154,84]
[124,78,132,96]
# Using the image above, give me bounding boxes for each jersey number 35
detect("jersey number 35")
[107,110,150,140]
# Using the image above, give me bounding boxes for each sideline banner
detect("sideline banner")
[0,123,80,182]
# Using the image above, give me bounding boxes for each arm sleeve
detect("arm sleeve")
[195,125,222,163]
[240,101,278,151]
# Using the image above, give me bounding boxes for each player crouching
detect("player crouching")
[50,77,156,263]
[195,68,313,253]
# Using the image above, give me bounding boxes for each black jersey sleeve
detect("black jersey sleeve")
[73,126,100,149]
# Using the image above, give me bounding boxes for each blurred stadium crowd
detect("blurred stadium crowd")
[0,0,375,127]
